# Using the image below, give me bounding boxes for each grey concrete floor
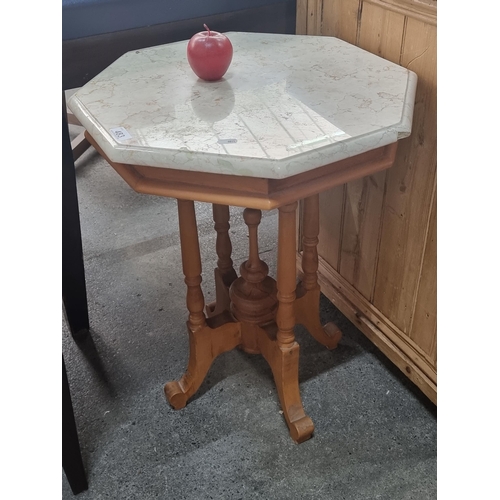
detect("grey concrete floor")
[63,132,437,499]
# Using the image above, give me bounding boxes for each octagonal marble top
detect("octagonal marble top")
[68,32,417,180]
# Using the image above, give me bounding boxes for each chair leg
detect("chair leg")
[66,109,81,126]
[66,103,92,161]
[71,131,92,162]
[62,356,88,494]
[62,92,90,338]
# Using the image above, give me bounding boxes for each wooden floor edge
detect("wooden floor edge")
[296,254,437,404]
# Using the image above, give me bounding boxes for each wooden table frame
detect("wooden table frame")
[86,132,398,443]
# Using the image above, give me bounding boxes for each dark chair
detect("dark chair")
[63,94,89,494]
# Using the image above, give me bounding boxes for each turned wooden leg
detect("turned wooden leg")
[295,194,342,349]
[164,200,241,409]
[206,204,237,317]
[177,199,206,332]
[265,202,314,443]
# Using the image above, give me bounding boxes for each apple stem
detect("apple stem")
[203,24,211,36]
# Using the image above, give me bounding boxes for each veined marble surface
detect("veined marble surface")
[68,32,417,179]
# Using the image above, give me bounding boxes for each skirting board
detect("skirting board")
[297,253,437,404]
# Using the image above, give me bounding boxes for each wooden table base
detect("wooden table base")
[164,194,341,443]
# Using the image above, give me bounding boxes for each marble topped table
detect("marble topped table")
[68,32,417,443]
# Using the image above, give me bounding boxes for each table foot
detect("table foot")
[164,313,241,409]
[164,380,188,410]
[257,324,314,443]
[295,285,342,350]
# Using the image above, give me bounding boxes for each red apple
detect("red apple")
[187,25,233,81]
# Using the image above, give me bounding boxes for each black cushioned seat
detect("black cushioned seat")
[62,0,296,89]
[63,0,290,40]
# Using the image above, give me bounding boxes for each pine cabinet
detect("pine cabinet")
[296,0,437,402]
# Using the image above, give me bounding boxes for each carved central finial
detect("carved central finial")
[229,208,278,328]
